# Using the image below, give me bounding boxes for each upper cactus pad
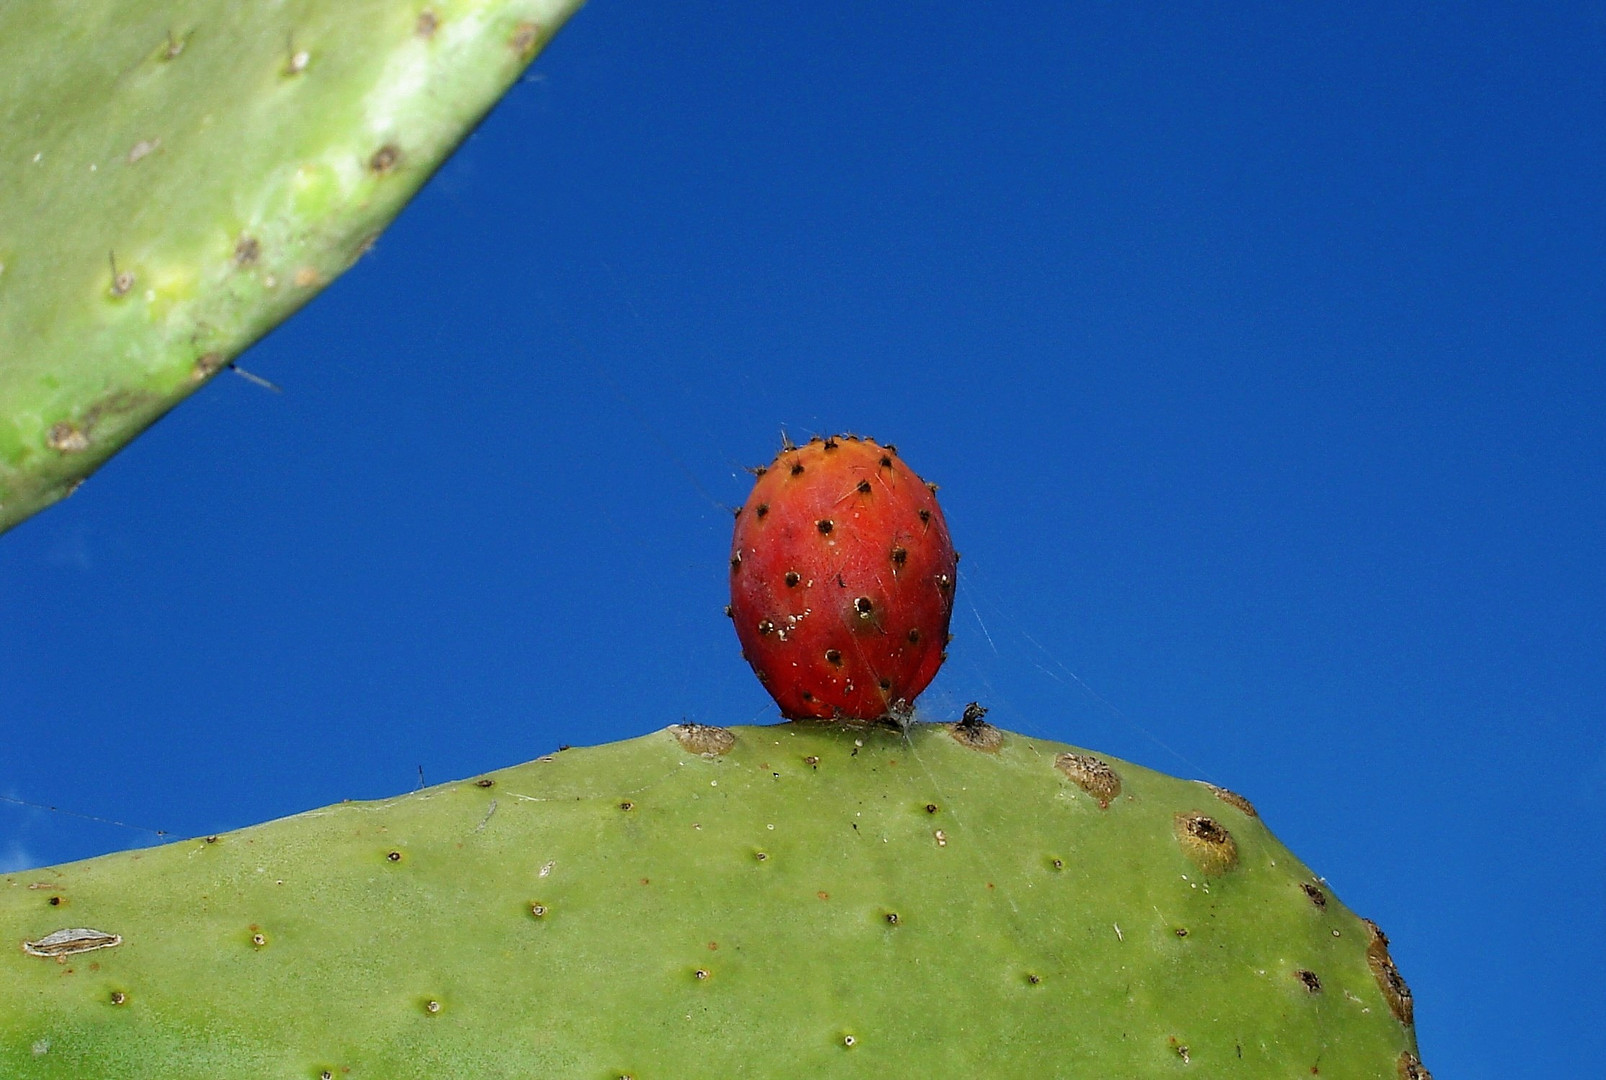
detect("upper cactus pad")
[0,0,583,533]
[1,720,1425,1077]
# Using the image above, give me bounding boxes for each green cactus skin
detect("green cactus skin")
[0,0,583,534]
[1,722,1425,1077]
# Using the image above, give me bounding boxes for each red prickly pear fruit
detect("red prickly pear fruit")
[729,435,957,720]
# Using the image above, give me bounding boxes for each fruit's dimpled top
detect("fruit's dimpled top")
[730,436,956,719]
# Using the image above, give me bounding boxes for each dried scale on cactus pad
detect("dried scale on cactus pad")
[729,435,957,720]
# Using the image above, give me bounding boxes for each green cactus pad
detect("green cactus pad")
[1,722,1424,1077]
[0,0,582,533]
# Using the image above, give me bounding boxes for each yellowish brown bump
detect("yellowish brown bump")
[369,144,400,174]
[1397,1051,1433,1080]
[1202,781,1258,817]
[511,21,542,55]
[949,702,1002,752]
[670,723,736,756]
[1365,919,1416,1026]
[1174,812,1239,874]
[1055,753,1122,808]
[47,423,89,453]
[193,353,226,381]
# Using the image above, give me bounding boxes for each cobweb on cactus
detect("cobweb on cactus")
[526,269,1213,782]
[948,561,1209,778]
[1,281,1225,874]
[0,397,1218,876]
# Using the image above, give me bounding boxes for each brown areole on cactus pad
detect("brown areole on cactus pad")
[729,435,957,719]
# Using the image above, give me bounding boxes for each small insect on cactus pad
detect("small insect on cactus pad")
[729,436,957,719]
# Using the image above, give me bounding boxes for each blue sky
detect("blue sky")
[3,3,1602,1074]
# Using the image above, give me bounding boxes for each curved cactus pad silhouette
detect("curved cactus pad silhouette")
[2,722,1425,1077]
[0,0,583,533]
